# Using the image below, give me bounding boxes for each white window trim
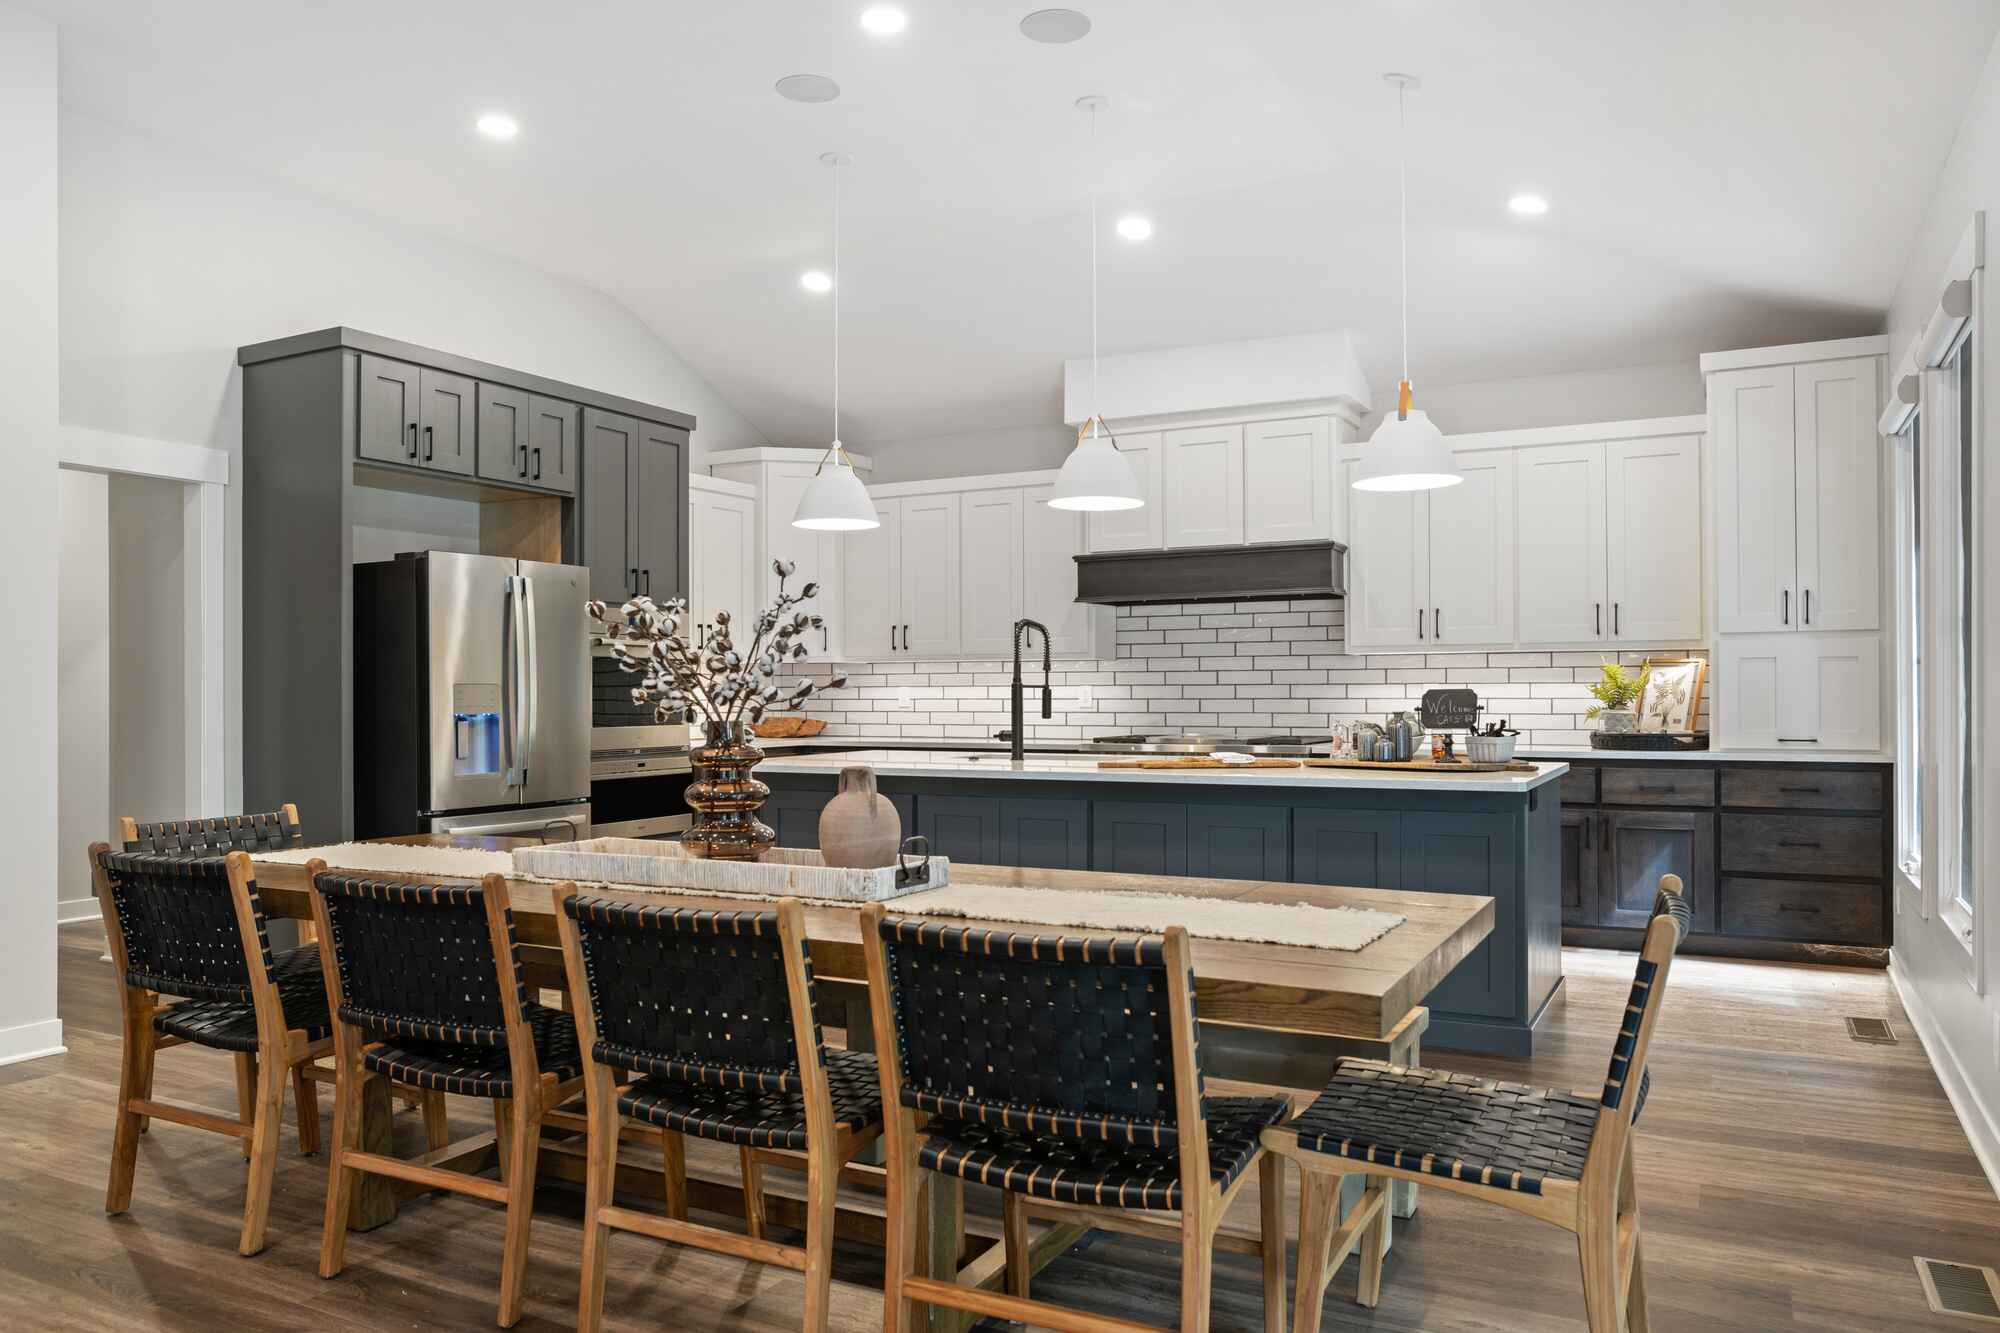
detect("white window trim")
[1892,413,1925,914]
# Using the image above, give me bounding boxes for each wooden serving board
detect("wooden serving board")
[1301,757,1536,774]
[1096,757,1303,770]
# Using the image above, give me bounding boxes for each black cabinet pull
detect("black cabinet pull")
[1782,589,1789,625]
[406,422,418,459]
[1614,602,1621,635]
[1636,783,1675,793]
[531,447,542,481]
[642,568,651,595]
[517,442,528,477]
[1777,839,1822,849]
[1583,817,1592,849]
[1417,608,1424,640]
[1778,903,1822,916]
[1777,785,1823,795]
[902,624,910,651]
[890,626,896,652]
[1804,588,1812,625]
[628,567,639,597]
[1434,607,1441,637]
[1595,602,1601,635]
[1776,737,1818,744]
[422,424,434,461]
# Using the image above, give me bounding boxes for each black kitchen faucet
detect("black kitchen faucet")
[1010,618,1052,762]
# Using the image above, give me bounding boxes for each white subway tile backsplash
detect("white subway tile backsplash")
[782,613,1710,748]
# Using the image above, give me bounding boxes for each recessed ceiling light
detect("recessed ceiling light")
[800,270,834,293]
[1115,214,1153,241]
[775,74,841,104]
[1020,8,1091,44]
[475,112,519,141]
[860,6,908,35]
[1508,193,1549,216]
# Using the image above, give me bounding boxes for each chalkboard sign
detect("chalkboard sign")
[1420,688,1481,731]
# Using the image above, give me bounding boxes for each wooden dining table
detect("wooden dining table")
[250,836,1493,1330]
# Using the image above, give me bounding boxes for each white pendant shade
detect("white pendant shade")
[1049,430,1143,511]
[793,445,880,529]
[1352,409,1463,492]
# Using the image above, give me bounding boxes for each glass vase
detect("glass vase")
[681,722,775,860]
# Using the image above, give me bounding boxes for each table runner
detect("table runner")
[258,842,1406,952]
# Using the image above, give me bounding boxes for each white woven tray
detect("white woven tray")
[510,837,947,903]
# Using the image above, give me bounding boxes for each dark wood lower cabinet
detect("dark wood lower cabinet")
[1597,809,1715,931]
[1559,808,1597,927]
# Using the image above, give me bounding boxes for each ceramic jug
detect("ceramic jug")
[818,766,902,868]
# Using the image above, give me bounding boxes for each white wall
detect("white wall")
[1883,26,2000,1194]
[57,470,110,924]
[862,425,1076,484]
[0,3,64,1065]
[107,475,190,829]
[58,110,771,809]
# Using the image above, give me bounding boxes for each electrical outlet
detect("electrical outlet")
[896,687,912,711]
[1075,685,1091,708]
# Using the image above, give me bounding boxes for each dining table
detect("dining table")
[249,835,1494,1332]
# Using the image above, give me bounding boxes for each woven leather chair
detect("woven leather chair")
[860,903,1293,1333]
[308,865,584,1328]
[91,844,333,1256]
[1263,875,1694,1333]
[555,892,883,1333]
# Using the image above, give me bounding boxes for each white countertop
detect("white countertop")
[757,734,1891,765]
[756,749,1568,793]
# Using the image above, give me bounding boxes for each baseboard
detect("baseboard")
[56,899,101,926]
[1890,960,2000,1202]
[0,1018,66,1068]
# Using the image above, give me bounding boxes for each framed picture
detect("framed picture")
[1636,657,1708,734]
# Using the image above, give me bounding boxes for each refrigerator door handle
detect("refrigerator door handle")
[523,574,540,792]
[504,575,527,787]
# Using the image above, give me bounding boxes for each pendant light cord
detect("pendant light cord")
[1397,78,1409,409]
[833,161,841,453]
[1089,100,1101,441]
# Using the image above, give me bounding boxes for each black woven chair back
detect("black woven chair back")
[315,875,523,1048]
[125,810,301,856]
[97,850,269,1003]
[1599,882,1692,1124]
[875,918,1203,1147]
[564,898,817,1090]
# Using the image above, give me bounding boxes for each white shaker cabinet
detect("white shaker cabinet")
[1083,431,1163,552]
[959,488,1024,657]
[843,502,899,661]
[1718,631,1881,751]
[1242,418,1332,543]
[1342,460,1430,648]
[1023,483,1116,659]
[1516,444,1608,644]
[1425,450,1515,644]
[896,492,962,657]
[1604,435,1702,642]
[1711,365,1797,634]
[687,477,757,644]
[1161,424,1244,547]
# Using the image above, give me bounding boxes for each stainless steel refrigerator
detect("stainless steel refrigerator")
[353,551,591,840]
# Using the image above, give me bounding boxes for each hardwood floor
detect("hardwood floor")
[4,921,1992,1331]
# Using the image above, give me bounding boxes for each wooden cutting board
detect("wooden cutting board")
[1096,757,1303,770]
[1301,757,1537,774]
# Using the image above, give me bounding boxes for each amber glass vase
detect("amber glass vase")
[681,722,775,860]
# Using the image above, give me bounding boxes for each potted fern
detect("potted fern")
[1584,662,1649,736]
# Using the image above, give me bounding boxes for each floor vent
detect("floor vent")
[1917,1257,2000,1321]
[1847,1016,1898,1044]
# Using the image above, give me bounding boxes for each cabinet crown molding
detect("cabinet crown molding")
[1698,335,1888,376]
[706,446,874,472]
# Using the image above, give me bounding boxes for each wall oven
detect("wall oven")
[592,652,693,839]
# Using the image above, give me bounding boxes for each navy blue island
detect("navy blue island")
[753,750,1567,1056]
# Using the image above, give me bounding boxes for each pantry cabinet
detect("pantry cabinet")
[1717,631,1882,752]
[1710,355,1880,634]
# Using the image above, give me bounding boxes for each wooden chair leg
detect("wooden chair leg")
[740,1145,767,1240]
[801,1149,840,1333]
[492,1098,514,1185]
[1355,1177,1391,1308]
[319,1053,364,1278]
[1259,1153,1287,1333]
[1626,1236,1651,1333]
[234,1052,257,1160]
[1576,1197,1623,1333]
[494,1105,542,1328]
[661,1130,687,1221]
[421,1089,449,1153]
[105,988,152,1214]
[1291,1168,1340,1333]
[1001,1192,1031,1298]
[1620,1139,1649,1333]
[882,1152,924,1333]
[1180,1209,1214,1333]
[135,1014,157,1135]
[238,1050,286,1255]
[578,1108,618,1333]
[292,1061,321,1156]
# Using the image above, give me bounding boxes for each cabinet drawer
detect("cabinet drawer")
[1558,766,1598,805]
[1598,766,1715,807]
[1720,813,1883,879]
[1721,768,1884,812]
[1719,877,1885,945]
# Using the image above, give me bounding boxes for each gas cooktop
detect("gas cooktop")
[1085,732,1333,757]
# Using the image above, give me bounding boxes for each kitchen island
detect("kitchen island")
[755,749,1566,1055]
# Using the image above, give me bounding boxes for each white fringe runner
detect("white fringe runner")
[260,842,1406,952]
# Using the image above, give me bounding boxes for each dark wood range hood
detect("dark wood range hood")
[1072,539,1346,606]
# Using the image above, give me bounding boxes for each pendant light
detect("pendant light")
[1050,95,1144,512]
[1351,74,1463,493]
[794,151,881,531]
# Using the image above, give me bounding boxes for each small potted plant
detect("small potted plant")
[1585,662,1649,737]
[590,560,846,860]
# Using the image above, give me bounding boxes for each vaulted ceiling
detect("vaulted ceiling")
[37,0,2000,444]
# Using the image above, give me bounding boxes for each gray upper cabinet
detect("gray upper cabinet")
[476,383,531,485]
[527,395,579,495]
[582,409,639,604]
[357,354,420,465]
[636,421,686,604]
[417,367,476,476]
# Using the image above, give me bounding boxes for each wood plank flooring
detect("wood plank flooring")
[3,922,1993,1331]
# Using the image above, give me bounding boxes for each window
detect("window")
[1948,331,1976,923]
[1895,409,1922,884]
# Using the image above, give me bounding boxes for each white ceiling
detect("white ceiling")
[36,0,2000,445]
